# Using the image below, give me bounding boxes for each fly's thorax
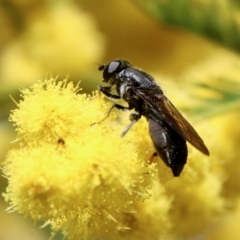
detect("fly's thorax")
[119,68,154,89]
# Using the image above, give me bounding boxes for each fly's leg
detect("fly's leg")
[121,112,141,137]
[148,152,158,164]
[98,85,120,100]
[92,103,130,125]
[92,85,125,125]
[96,85,141,136]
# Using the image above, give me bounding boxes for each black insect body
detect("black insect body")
[98,59,210,177]
[148,119,188,177]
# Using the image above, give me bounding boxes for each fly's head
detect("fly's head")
[98,59,132,86]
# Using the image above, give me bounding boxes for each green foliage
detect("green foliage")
[186,78,240,119]
[133,0,240,51]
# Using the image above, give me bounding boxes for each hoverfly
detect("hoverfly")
[97,59,209,177]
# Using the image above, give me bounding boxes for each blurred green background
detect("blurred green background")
[1,0,240,239]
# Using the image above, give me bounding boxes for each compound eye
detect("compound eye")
[108,61,120,73]
[103,61,121,82]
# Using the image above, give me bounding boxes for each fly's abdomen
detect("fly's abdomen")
[148,119,188,177]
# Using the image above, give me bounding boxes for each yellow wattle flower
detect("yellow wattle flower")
[2,77,227,240]
[2,78,157,239]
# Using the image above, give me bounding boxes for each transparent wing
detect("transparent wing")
[135,89,210,156]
